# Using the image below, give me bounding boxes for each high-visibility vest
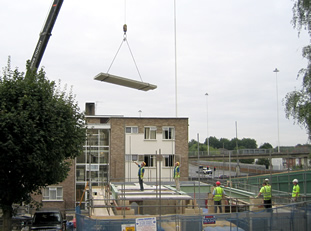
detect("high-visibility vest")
[260,185,272,200]
[213,187,224,201]
[292,184,300,198]
[174,166,180,178]
[138,166,144,179]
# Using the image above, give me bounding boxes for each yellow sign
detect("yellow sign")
[125,227,135,231]
[121,224,135,231]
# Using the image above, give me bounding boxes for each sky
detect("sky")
[1,0,310,148]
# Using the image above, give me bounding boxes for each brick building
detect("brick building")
[32,102,189,213]
[76,103,189,209]
[31,160,75,214]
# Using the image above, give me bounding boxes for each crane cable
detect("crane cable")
[106,0,143,82]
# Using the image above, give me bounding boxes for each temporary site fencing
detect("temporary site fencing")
[75,201,311,231]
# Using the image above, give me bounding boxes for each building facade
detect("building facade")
[32,103,189,212]
[31,160,76,215]
[75,103,189,209]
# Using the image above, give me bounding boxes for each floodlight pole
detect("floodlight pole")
[174,0,178,117]
[205,93,210,156]
[273,68,280,153]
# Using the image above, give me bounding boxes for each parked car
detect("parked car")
[218,175,229,179]
[196,165,203,173]
[10,215,32,230]
[202,167,212,175]
[31,210,66,230]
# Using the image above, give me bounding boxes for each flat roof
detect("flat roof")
[94,73,157,91]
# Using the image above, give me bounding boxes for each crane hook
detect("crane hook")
[123,24,127,40]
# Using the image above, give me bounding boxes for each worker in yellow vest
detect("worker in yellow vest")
[173,162,180,191]
[256,181,272,209]
[134,161,146,191]
[291,179,300,202]
[212,181,225,213]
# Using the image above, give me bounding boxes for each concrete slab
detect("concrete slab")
[94,73,157,91]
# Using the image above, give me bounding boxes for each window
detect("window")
[144,127,156,139]
[76,151,85,163]
[126,126,138,134]
[144,155,154,167]
[164,155,174,167]
[163,127,175,140]
[132,155,138,161]
[99,130,109,146]
[99,165,108,183]
[43,187,63,201]
[87,149,98,163]
[88,129,99,145]
[125,154,138,161]
[99,150,109,164]
[76,165,86,181]
[86,164,99,171]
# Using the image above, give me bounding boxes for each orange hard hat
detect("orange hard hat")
[216,181,221,185]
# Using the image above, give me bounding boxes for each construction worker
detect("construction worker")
[256,181,272,210]
[291,179,300,202]
[134,161,145,191]
[212,181,225,213]
[173,162,180,191]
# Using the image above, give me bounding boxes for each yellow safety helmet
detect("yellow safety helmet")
[176,162,180,166]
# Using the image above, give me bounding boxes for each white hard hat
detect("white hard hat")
[265,178,269,181]
[293,179,298,183]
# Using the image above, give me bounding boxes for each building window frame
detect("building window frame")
[42,187,63,201]
[162,127,175,140]
[126,126,138,134]
[164,155,174,167]
[126,154,138,162]
[144,155,155,167]
[144,126,157,140]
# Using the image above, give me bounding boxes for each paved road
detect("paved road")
[189,162,248,180]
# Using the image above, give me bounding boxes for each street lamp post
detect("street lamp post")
[205,93,210,156]
[273,68,280,153]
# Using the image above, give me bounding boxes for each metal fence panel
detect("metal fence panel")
[75,202,311,231]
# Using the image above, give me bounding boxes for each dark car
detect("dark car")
[218,175,229,179]
[31,210,65,230]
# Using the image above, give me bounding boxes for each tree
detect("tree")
[188,139,197,147]
[189,141,206,153]
[0,59,86,230]
[256,158,270,169]
[285,1,311,141]
[259,143,273,149]
[240,138,257,149]
[240,159,254,164]
[219,138,230,149]
[257,143,272,169]
[205,136,220,148]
